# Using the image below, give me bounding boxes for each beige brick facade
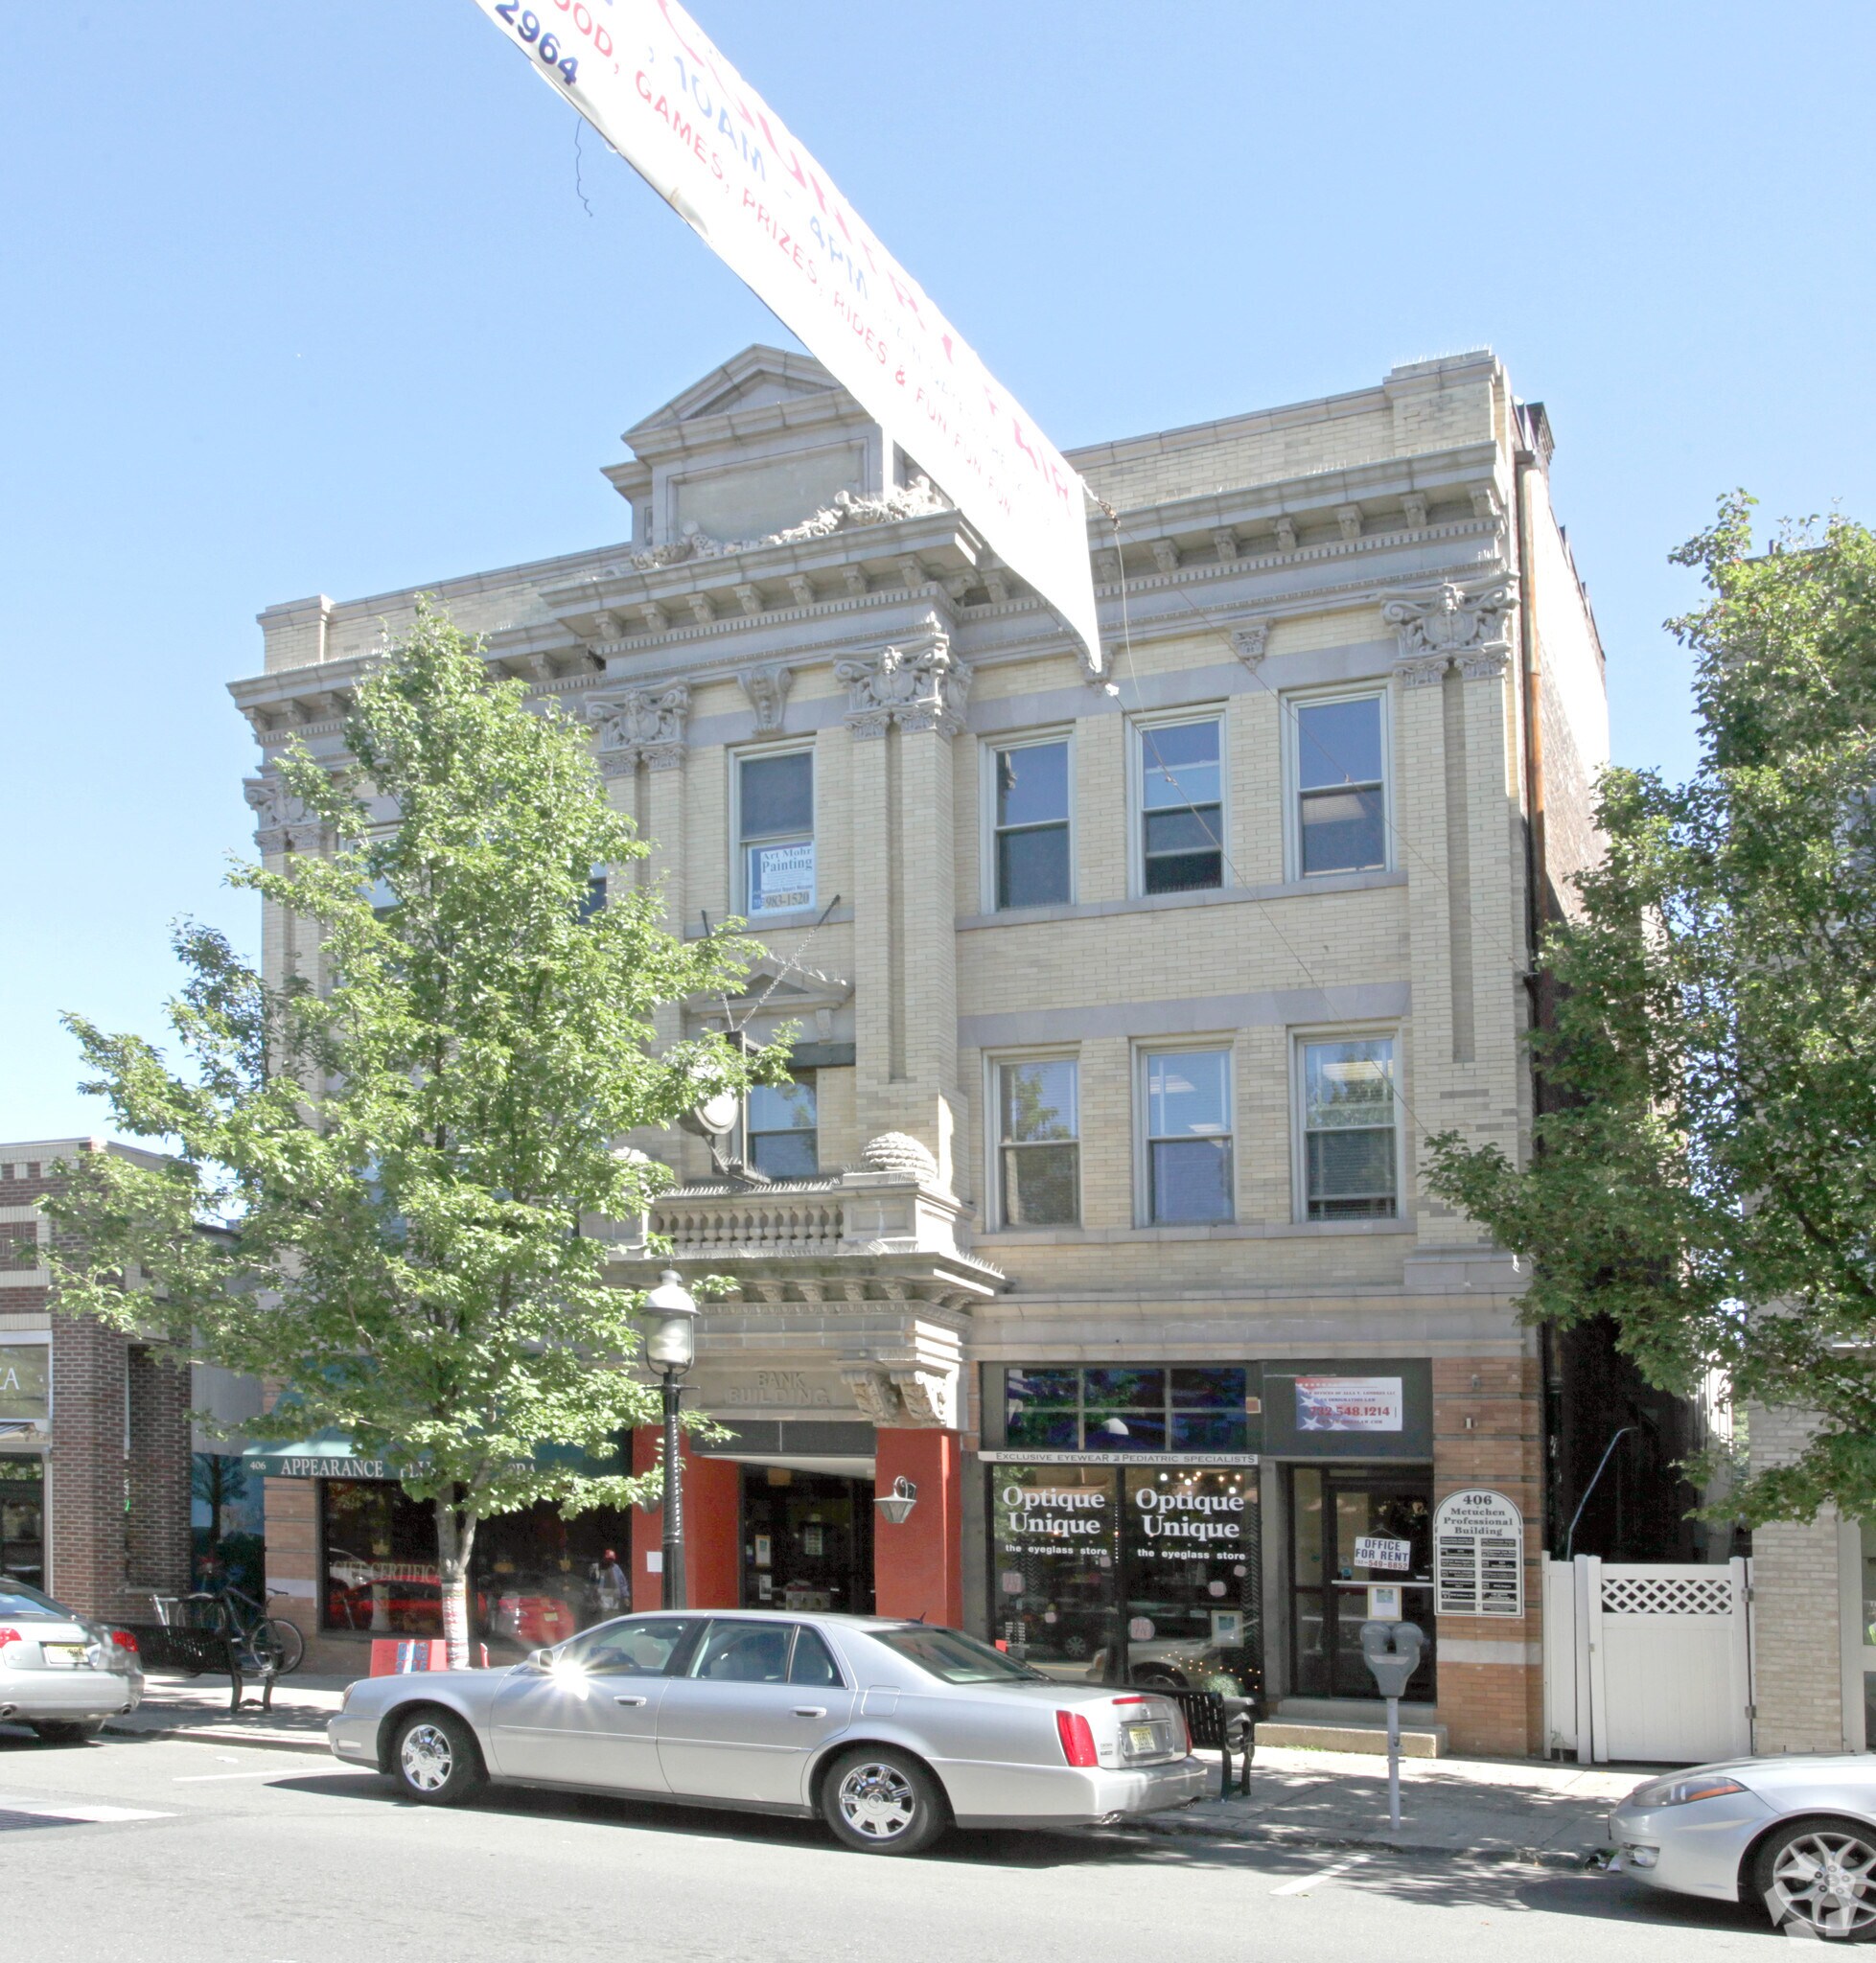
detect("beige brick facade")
[232,346,1609,1753]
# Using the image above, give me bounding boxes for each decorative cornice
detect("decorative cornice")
[835,613,971,738]
[586,684,690,773]
[736,663,795,733]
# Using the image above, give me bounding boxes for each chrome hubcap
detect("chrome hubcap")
[400,1723,453,1792]
[1772,1833,1876,1934]
[837,1762,916,1840]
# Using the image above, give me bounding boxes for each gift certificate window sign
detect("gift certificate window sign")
[1433,1490,1524,1618]
[1294,1375,1403,1433]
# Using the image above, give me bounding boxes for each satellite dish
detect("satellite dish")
[679,1091,739,1139]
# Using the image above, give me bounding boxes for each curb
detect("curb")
[1112,1809,1601,1870]
[104,1719,335,1757]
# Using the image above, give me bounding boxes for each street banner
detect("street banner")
[465,0,1103,672]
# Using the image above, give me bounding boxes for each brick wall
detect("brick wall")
[1433,1354,1545,1758]
[1749,1400,1849,1752]
[126,1344,193,1602]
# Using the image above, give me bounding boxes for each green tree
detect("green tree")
[46,604,776,1662]
[1426,498,1876,1527]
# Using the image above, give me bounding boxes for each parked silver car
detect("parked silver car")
[1610,1755,1876,1936]
[329,1610,1209,1854]
[0,1577,144,1742]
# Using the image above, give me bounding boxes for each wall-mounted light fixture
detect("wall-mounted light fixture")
[874,1475,918,1526]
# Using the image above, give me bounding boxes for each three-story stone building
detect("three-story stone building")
[233,344,1607,1753]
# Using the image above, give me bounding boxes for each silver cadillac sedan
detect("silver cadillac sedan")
[328,1609,1208,1854]
[1610,1755,1876,1935]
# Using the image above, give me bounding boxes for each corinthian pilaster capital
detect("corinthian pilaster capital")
[834,612,971,738]
[1381,577,1517,687]
[587,684,690,774]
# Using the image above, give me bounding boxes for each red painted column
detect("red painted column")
[873,1429,962,1628]
[628,1425,742,1611]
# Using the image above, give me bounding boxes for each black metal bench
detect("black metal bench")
[1162,1686,1254,1796]
[115,1624,276,1717]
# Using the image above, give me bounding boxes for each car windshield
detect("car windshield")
[869,1626,1050,1684]
[0,1582,69,1620]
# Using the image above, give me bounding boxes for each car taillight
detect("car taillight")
[0,1627,19,1649]
[110,1628,139,1654]
[1055,1709,1099,1767]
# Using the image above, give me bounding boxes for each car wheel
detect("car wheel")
[390,1709,484,1807]
[31,1720,104,1744]
[1753,1817,1876,1939]
[820,1746,949,1856]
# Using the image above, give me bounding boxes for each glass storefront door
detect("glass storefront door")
[987,1462,1262,1696]
[739,1468,873,1616]
[0,1455,46,1587]
[1289,1465,1434,1699]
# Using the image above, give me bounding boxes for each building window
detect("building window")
[1004,1365,1251,1454]
[996,1057,1078,1226]
[1300,1036,1399,1219]
[1137,715,1224,893]
[990,737,1071,909]
[1142,1048,1233,1224]
[747,1077,817,1177]
[579,866,608,923]
[1293,694,1387,877]
[739,750,815,915]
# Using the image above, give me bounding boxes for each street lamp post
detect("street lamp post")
[638,1268,699,1609]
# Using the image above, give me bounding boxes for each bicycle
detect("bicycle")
[179,1582,306,1676]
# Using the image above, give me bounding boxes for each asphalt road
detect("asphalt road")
[0,1731,1777,1963]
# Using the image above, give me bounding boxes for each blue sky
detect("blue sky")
[5,2,1872,1140]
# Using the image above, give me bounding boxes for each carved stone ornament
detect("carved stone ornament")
[1213,527,1239,563]
[1150,539,1180,574]
[1095,548,1123,585]
[835,619,971,739]
[1381,578,1517,687]
[1336,505,1363,543]
[586,684,690,774]
[1401,493,1428,531]
[244,774,326,854]
[859,1131,940,1183]
[736,664,796,734]
[1272,516,1298,552]
[892,1368,956,1429]
[1230,621,1272,672]
[842,1365,903,1425]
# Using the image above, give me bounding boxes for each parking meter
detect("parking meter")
[1359,1620,1424,1834]
[1359,1619,1424,1697]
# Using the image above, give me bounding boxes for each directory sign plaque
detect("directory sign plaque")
[1433,1489,1523,1618]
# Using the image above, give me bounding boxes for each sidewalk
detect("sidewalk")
[107,1674,1645,1866]
[1124,1744,1643,1867]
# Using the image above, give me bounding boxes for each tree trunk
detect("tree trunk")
[433,1492,478,1670]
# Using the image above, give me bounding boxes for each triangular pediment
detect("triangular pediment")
[628,346,841,436]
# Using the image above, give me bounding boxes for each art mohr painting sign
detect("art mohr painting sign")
[464,0,1103,673]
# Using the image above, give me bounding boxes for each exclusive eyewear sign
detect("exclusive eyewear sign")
[978,1452,1259,1468]
[1433,1488,1523,1618]
[465,0,1103,674]
[1294,1376,1403,1433]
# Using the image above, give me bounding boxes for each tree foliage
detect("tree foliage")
[1426,498,1876,1526]
[46,604,777,1655]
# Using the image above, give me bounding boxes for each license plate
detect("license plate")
[41,1644,86,1669]
[1125,1721,1161,1753]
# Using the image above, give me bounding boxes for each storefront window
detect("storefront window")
[1288,1466,1433,1699]
[988,1462,1262,1697]
[192,1452,265,1599]
[0,1455,46,1588]
[1005,1367,1251,1455]
[319,1479,635,1651]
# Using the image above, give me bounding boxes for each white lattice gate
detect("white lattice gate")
[1545,1557,1752,1764]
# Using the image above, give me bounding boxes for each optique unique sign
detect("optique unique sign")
[465,0,1104,673]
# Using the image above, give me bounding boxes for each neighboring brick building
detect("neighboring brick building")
[0,1140,192,1619]
[230,347,1608,1751]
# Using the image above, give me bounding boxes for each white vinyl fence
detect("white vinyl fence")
[1544,1556,1752,1764]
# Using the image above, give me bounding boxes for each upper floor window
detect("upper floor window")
[1292,694,1387,877]
[1299,1035,1399,1220]
[1141,1047,1234,1224]
[747,1077,817,1178]
[996,1056,1078,1226]
[739,750,814,915]
[578,865,608,923]
[991,737,1071,910]
[1137,716,1224,894]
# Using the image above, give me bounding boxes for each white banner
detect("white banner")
[1294,1375,1404,1433]
[467,0,1103,672]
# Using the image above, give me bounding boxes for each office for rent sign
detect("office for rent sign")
[466,0,1102,672]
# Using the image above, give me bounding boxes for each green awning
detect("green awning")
[242,1430,625,1482]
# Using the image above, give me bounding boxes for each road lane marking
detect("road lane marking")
[0,1796,171,1824]
[1272,1857,1364,1895]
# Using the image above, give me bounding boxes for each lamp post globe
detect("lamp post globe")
[637,1268,699,1610]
